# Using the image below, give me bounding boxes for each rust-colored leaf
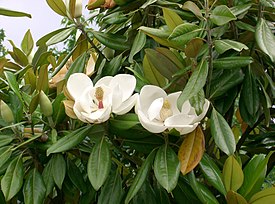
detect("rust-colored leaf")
[185,38,204,58]
[178,126,205,175]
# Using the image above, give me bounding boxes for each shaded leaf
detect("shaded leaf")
[226,191,247,204]
[185,38,204,58]
[52,154,66,189]
[213,56,253,69]
[163,8,184,31]
[182,1,203,18]
[129,31,146,63]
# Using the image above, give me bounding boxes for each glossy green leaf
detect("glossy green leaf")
[42,157,55,196]
[213,56,253,69]
[0,135,14,148]
[46,0,67,16]
[29,92,39,114]
[189,89,205,115]
[98,171,124,204]
[12,47,29,66]
[0,146,12,168]
[230,4,252,16]
[210,69,244,99]
[177,59,208,109]
[87,136,111,191]
[226,190,248,204]
[23,168,46,204]
[72,34,88,60]
[1,155,24,201]
[163,8,184,31]
[0,7,31,18]
[125,149,156,204]
[102,12,128,24]
[65,52,87,80]
[260,0,275,8]
[182,1,203,18]
[211,108,236,155]
[52,154,66,189]
[168,23,202,47]
[21,29,34,56]
[36,64,49,92]
[131,180,157,204]
[210,5,237,26]
[222,155,244,192]
[67,159,87,193]
[129,31,146,63]
[36,28,69,46]
[214,39,248,54]
[109,113,139,130]
[255,18,275,62]
[47,125,93,155]
[143,55,167,87]
[46,27,75,46]
[249,187,275,204]
[188,171,219,204]
[154,144,180,193]
[239,152,274,200]
[92,31,130,51]
[199,154,226,195]
[101,53,123,76]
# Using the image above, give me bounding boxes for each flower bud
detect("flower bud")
[0,100,14,124]
[87,0,116,9]
[39,91,53,117]
[65,0,82,19]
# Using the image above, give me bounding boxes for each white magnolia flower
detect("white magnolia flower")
[136,85,210,134]
[67,73,138,123]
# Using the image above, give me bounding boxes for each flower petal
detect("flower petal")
[193,99,210,123]
[113,93,138,115]
[164,113,196,127]
[110,74,136,102]
[138,85,167,113]
[95,76,113,87]
[181,100,193,115]
[147,97,163,121]
[67,73,93,100]
[73,101,89,123]
[167,92,181,115]
[170,123,198,135]
[111,84,123,111]
[138,110,167,133]
[82,105,111,123]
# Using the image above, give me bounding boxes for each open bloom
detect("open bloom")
[136,85,210,134]
[66,73,138,123]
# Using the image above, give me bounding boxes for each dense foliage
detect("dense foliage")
[0,0,275,203]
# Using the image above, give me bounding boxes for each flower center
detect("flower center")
[95,87,104,109]
[160,99,173,121]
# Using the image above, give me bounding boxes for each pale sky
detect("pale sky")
[0,0,89,50]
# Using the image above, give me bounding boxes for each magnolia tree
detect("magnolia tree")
[0,0,275,203]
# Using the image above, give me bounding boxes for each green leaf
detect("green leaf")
[46,0,67,16]
[213,56,253,69]
[255,18,275,62]
[249,187,275,204]
[182,1,203,18]
[101,53,123,76]
[52,154,66,189]
[21,29,34,56]
[23,168,46,204]
[260,0,275,8]
[154,144,180,193]
[230,4,252,16]
[129,31,146,63]
[87,136,111,191]
[188,171,219,204]
[125,149,156,204]
[239,152,274,200]
[143,55,167,87]
[36,28,69,46]
[36,64,49,92]
[226,190,248,204]
[98,171,124,204]
[46,27,75,46]
[4,71,24,104]
[189,89,205,115]
[199,154,226,195]
[42,157,55,196]
[11,47,29,66]
[109,113,139,130]
[47,125,93,155]
[210,69,244,99]
[92,31,130,51]
[214,39,249,54]
[222,155,244,192]
[163,8,184,31]
[210,5,237,26]
[67,159,87,193]
[65,52,87,80]
[0,7,31,18]
[1,155,24,201]
[211,108,236,155]
[177,59,208,109]
[0,146,12,169]
[0,135,14,148]
[168,23,202,48]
